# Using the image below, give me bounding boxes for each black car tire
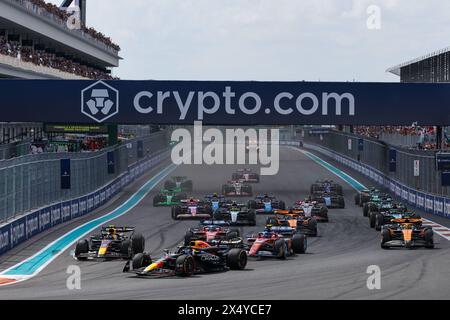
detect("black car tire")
[424,228,434,249]
[153,195,164,206]
[278,200,286,210]
[171,206,181,220]
[339,197,345,209]
[75,239,89,260]
[363,203,370,217]
[375,214,383,231]
[292,234,307,254]
[184,231,194,246]
[274,239,286,259]
[381,228,390,249]
[248,200,257,209]
[355,193,361,205]
[369,212,376,228]
[175,255,195,276]
[248,210,256,226]
[132,233,145,254]
[132,253,152,269]
[227,248,247,270]
[120,240,131,258]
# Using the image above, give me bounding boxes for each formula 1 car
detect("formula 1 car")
[269,209,318,236]
[171,199,213,220]
[153,188,187,206]
[75,225,145,260]
[222,180,253,197]
[183,220,243,246]
[124,240,247,277]
[294,200,329,222]
[371,205,410,231]
[310,179,343,196]
[363,194,393,217]
[213,202,257,226]
[164,176,193,192]
[246,225,307,259]
[381,215,434,249]
[232,168,260,183]
[248,194,286,214]
[310,191,345,208]
[355,188,380,206]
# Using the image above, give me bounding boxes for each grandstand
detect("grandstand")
[0,0,121,157]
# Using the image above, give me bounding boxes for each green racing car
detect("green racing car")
[153,188,187,206]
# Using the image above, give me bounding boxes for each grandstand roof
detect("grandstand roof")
[387,46,450,76]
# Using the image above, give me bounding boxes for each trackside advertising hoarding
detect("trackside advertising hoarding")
[2,80,450,125]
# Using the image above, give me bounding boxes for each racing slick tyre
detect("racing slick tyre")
[75,239,89,260]
[175,255,195,277]
[381,229,390,249]
[120,240,132,258]
[184,231,194,246]
[247,200,257,209]
[132,253,152,270]
[333,184,343,196]
[369,212,376,228]
[171,206,181,220]
[338,197,345,209]
[363,203,370,217]
[132,233,145,254]
[266,216,278,226]
[278,200,286,210]
[424,228,435,249]
[153,195,164,206]
[213,211,224,221]
[292,234,307,254]
[310,218,318,237]
[227,248,247,270]
[232,173,240,181]
[181,180,193,192]
[310,184,319,194]
[221,185,229,195]
[375,214,384,231]
[274,239,286,260]
[355,193,361,206]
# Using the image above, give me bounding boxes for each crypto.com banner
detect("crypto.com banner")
[2,80,450,125]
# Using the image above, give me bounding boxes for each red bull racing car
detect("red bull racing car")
[123,240,247,277]
[171,198,213,220]
[74,225,145,260]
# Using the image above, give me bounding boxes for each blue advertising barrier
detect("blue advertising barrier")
[2,80,450,125]
[303,142,450,218]
[0,149,170,257]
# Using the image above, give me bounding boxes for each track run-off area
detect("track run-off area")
[0,146,449,299]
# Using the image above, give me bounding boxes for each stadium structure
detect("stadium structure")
[0,0,121,155]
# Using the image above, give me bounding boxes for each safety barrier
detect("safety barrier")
[301,142,450,219]
[0,147,171,256]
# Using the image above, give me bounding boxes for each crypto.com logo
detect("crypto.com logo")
[81,81,119,123]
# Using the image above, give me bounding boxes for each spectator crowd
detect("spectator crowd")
[23,0,120,51]
[0,36,117,80]
[354,125,450,150]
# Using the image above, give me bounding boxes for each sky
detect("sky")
[49,0,450,82]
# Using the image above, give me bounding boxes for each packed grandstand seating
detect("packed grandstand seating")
[354,126,449,150]
[20,0,120,51]
[0,36,118,79]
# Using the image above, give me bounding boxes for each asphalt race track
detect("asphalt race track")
[1,147,450,299]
